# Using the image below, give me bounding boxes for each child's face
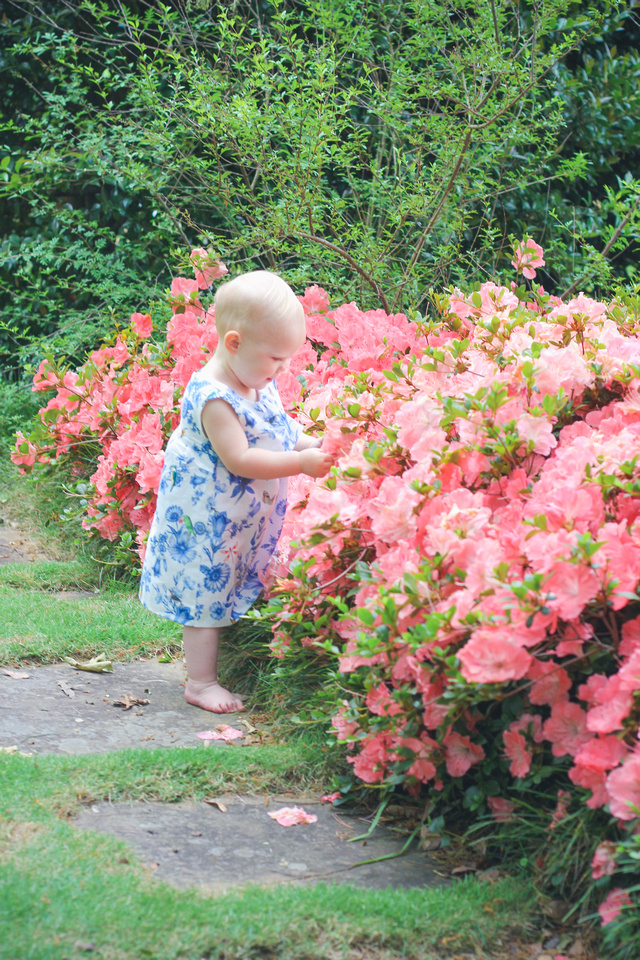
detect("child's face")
[229,311,305,391]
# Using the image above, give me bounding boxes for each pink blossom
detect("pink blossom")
[331,702,360,741]
[606,754,640,821]
[369,476,421,543]
[543,701,591,757]
[443,728,485,777]
[32,358,59,392]
[457,630,533,684]
[544,562,600,621]
[621,616,640,658]
[487,796,515,822]
[516,411,557,456]
[618,649,640,692]
[591,841,618,879]
[366,683,403,717]
[568,763,609,809]
[268,806,318,826]
[196,725,243,742]
[130,312,153,338]
[503,729,532,778]
[574,736,629,772]
[349,734,390,783]
[189,247,228,288]
[320,792,341,804]
[527,659,572,707]
[598,887,632,926]
[512,239,545,279]
[586,675,634,734]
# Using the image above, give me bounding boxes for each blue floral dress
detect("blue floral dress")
[139,368,301,626]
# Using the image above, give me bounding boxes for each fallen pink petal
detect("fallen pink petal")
[320,792,341,803]
[267,806,319,826]
[196,725,244,742]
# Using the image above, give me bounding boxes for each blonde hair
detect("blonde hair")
[213,271,303,337]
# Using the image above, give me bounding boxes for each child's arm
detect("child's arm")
[202,399,332,479]
[294,433,322,452]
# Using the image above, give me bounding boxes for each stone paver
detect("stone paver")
[0,659,211,755]
[75,796,439,891]
[1,658,442,891]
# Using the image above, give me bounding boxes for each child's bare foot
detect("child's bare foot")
[185,679,245,713]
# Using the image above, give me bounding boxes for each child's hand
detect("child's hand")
[299,447,333,478]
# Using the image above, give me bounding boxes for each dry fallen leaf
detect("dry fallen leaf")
[58,680,76,699]
[418,826,442,851]
[267,806,318,826]
[203,798,228,812]
[196,725,244,742]
[112,694,150,710]
[451,862,478,875]
[63,655,113,673]
[2,669,30,679]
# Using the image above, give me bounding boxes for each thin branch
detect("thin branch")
[296,231,391,312]
[560,195,640,298]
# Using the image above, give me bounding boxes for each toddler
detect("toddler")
[139,270,332,713]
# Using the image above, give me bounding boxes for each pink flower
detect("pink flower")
[606,754,640,821]
[348,734,390,783]
[591,841,618,879]
[618,649,640,692]
[512,239,545,280]
[503,729,532,778]
[320,792,341,804]
[369,475,421,543]
[268,806,318,826]
[548,790,571,830]
[443,728,485,777]
[331,702,360,741]
[543,701,590,757]
[574,736,629,772]
[586,674,634,734]
[130,312,153,338]
[487,796,515,822]
[457,629,533,684]
[32,358,59,392]
[598,887,632,926]
[196,725,244,742]
[366,683,403,717]
[189,247,228,289]
[527,659,572,707]
[544,562,600,621]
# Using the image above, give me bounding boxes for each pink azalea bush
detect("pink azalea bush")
[13,242,640,936]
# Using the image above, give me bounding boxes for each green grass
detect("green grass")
[0,755,537,960]
[0,578,182,665]
[0,745,330,814]
[0,560,103,593]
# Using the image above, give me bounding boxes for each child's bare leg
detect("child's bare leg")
[183,625,244,713]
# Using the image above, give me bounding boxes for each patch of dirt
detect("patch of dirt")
[0,519,59,565]
[0,820,44,859]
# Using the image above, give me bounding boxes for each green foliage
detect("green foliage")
[3,0,624,321]
[0,2,181,380]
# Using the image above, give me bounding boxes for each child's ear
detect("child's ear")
[224,330,242,353]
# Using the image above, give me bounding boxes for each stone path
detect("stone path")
[1,657,441,892]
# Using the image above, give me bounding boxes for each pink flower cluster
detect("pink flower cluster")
[265,255,640,860]
[13,261,224,558]
[13,240,640,924]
